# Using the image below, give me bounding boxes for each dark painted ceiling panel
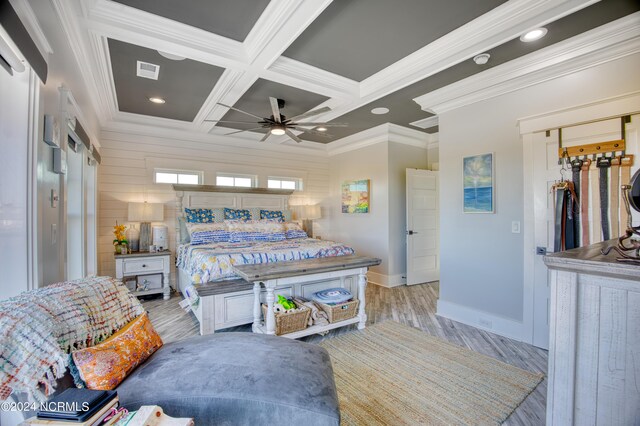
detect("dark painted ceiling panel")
[283,0,508,81]
[215,79,330,136]
[300,0,640,143]
[112,0,270,42]
[108,39,225,122]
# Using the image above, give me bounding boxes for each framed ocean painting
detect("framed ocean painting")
[342,179,370,213]
[463,153,494,213]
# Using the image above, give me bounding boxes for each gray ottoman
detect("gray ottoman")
[116,333,340,425]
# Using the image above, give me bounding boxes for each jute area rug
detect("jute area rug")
[320,321,544,425]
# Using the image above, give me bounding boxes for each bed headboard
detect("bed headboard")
[173,185,294,249]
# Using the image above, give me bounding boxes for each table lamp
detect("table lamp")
[128,202,164,251]
[294,205,321,237]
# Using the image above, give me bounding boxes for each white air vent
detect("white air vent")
[136,60,160,80]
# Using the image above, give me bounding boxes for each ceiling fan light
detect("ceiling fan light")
[270,127,285,136]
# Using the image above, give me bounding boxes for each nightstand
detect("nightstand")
[115,251,171,300]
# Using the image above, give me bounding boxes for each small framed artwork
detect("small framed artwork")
[342,179,370,213]
[463,153,494,213]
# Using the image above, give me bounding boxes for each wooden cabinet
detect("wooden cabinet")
[544,241,640,426]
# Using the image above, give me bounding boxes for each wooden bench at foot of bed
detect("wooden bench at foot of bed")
[183,255,381,336]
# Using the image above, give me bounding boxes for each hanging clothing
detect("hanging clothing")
[580,160,591,247]
[610,158,620,239]
[620,159,632,234]
[597,157,611,241]
[553,181,578,252]
[571,159,583,246]
[591,164,602,243]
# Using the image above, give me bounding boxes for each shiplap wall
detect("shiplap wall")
[97,130,331,282]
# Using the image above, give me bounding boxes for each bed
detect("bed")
[173,185,362,335]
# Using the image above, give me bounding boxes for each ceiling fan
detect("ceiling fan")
[204,97,347,143]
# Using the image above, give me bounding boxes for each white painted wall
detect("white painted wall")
[0,64,31,299]
[96,130,332,281]
[328,140,429,286]
[437,53,640,332]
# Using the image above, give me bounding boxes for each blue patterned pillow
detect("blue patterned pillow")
[226,220,286,243]
[224,208,251,221]
[186,223,230,245]
[260,209,285,222]
[185,208,215,223]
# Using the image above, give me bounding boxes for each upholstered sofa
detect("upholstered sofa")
[0,279,340,425]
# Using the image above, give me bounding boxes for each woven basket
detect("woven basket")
[262,303,311,336]
[318,299,359,323]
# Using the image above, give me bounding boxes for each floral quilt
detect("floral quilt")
[177,238,355,283]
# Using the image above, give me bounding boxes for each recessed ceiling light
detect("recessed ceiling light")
[371,107,389,115]
[473,53,490,65]
[520,27,547,42]
[270,127,285,136]
[148,97,165,104]
[157,50,186,61]
[316,127,327,132]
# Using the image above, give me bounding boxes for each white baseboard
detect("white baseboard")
[436,299,525,342]
[368,272,406,288]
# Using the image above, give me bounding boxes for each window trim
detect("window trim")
[153,168,203,185]
[216,172,258,188]
[267,176,303,191]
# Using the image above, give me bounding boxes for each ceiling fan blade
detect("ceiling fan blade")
[269,97,282,123]
[204,119,260,124]
[224,127,264,136]
[285,129,303,144]
[292,127,333,138]
[288,106,331,122]
[292,122,348,127]
[259,132,271,142]
[217,103,264,120]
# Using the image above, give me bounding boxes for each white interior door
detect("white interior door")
[531,116,639,349]
[406,169,439,285]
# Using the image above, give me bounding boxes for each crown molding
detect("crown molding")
[326,123,429,156]
[517,90,640,135]
[414,13,640,115]
[409,115,438,130]
[100,121,329,157]
[9,0,53,56]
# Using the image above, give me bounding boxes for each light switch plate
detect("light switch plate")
[511,221,521,234]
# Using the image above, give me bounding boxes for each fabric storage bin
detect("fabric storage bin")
[318,299,359,323]
[261,303,311,336]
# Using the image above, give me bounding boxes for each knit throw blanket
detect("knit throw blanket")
[0,276,144,402]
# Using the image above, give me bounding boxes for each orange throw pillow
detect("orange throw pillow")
[71,313,163,390]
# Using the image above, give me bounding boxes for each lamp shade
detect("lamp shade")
[301,205,321,220]
[128,202,164,222]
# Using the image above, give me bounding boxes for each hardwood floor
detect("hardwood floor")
[142,282,547,425]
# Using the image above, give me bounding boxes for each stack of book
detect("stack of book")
[23,389,119,425]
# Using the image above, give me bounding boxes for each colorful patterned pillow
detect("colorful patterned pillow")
[249,208,292,222]
[260,209,285,222]
[185,208,215,223]
[186,223,230,245]
[224,208,251,221]
[284,222,308,239]
[70,313,163,390]
[226,220,286,242]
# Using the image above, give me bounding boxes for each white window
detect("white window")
[216,173,257,188]
[267,177,302,191]
[154,169,202,185]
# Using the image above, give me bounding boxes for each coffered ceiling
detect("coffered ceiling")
[35,0,640,149]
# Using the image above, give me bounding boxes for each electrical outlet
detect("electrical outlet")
[478,318,492,329]
[511,221,521,234]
